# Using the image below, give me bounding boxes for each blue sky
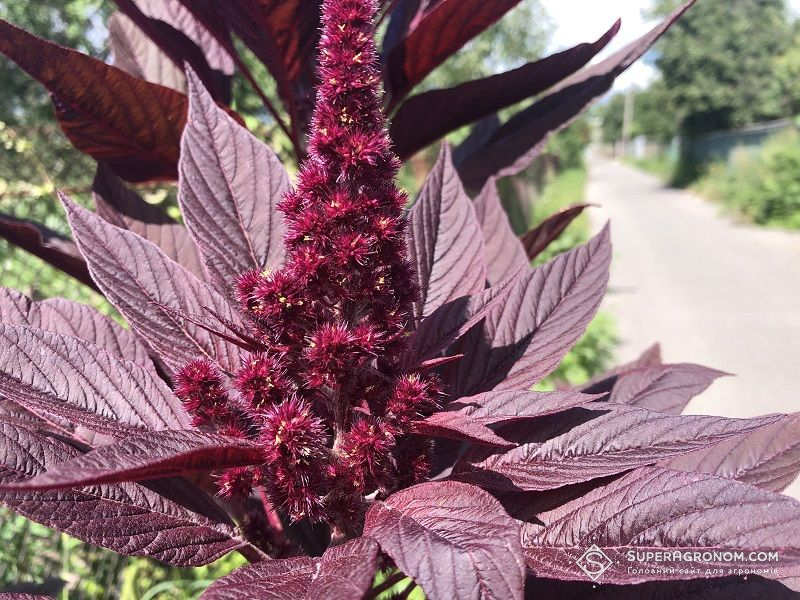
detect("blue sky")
[540,0,800,90]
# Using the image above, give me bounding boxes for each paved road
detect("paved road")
[587,157,800,421]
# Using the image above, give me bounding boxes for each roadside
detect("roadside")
[588,156,800,419]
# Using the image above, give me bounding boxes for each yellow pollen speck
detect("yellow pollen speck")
[338,23,346,31]
[303,235,312,241]
[352,52,363,63]
[279,296,287,304]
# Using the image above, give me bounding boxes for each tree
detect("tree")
[600,93,626,145]
[651,0,792,136]
[633,79,679,144]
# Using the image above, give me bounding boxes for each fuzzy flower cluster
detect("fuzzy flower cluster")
[175,0,440,530]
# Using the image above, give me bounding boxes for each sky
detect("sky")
[540,0,800,91]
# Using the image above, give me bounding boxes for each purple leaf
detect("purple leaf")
[522,466,800,585]
[445,224,611,397]
[443,389,598,425]
[0,323,188,439]
[201,556,319,599]
[610,363,727,414]
[365,481,525,600]
[137,0,234,75]
[109,12,188,92]
[3,429,264,490]
[405,272,520,365]
[62,195,245,374]
[581,343,662,395]
[520,203,593,261]
[472,178,529,285]
[384,0,524,106]
[411,411,515,447]
[0,422,249,566]
[111,0,231,102]
[0,288,152,368]
[200,537,379,599]
[666,414,800,493]
[454,406,782,491]
[93,163,205,278]
[389,21,620,160]
[0,213,97,292]
[179,70,288,295]
[407,144,486,319]
[454,1,697,190]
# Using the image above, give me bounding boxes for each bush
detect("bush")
[695,130,800,228]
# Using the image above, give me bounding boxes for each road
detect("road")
[587,157,800,421]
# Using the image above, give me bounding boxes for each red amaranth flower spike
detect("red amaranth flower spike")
[169,0,441,526]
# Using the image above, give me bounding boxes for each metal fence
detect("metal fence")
[684,118,796,164]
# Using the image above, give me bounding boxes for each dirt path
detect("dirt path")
[587,157,800,425]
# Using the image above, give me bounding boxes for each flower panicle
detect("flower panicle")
[177,0,438,527]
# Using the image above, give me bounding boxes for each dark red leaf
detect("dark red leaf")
[384,0,523,106]
[92,163,206,278]
[520,204,593,261]
[472,178,529,285]
[522,466,800,585]
[0,18,187,182]
[364,480,525,600]
[0,287,152,368]
[389,21,620,159]
[454,406,782,491]
[442,389,598,425]
[411,411,515,447]
[63,196,245,374]
[610,363,727,414]
[209,0,320,129]
[407,144,486,319]
[0,213,97,292]
[405,272,520,365]
[445,224,610,397]
[666,414,800,493]
[179,70,288,295]
[200,537,379,599]
[3,429,264,490]
[0,323,188,440]
[0,422,250,566]
[454,1,697,190]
